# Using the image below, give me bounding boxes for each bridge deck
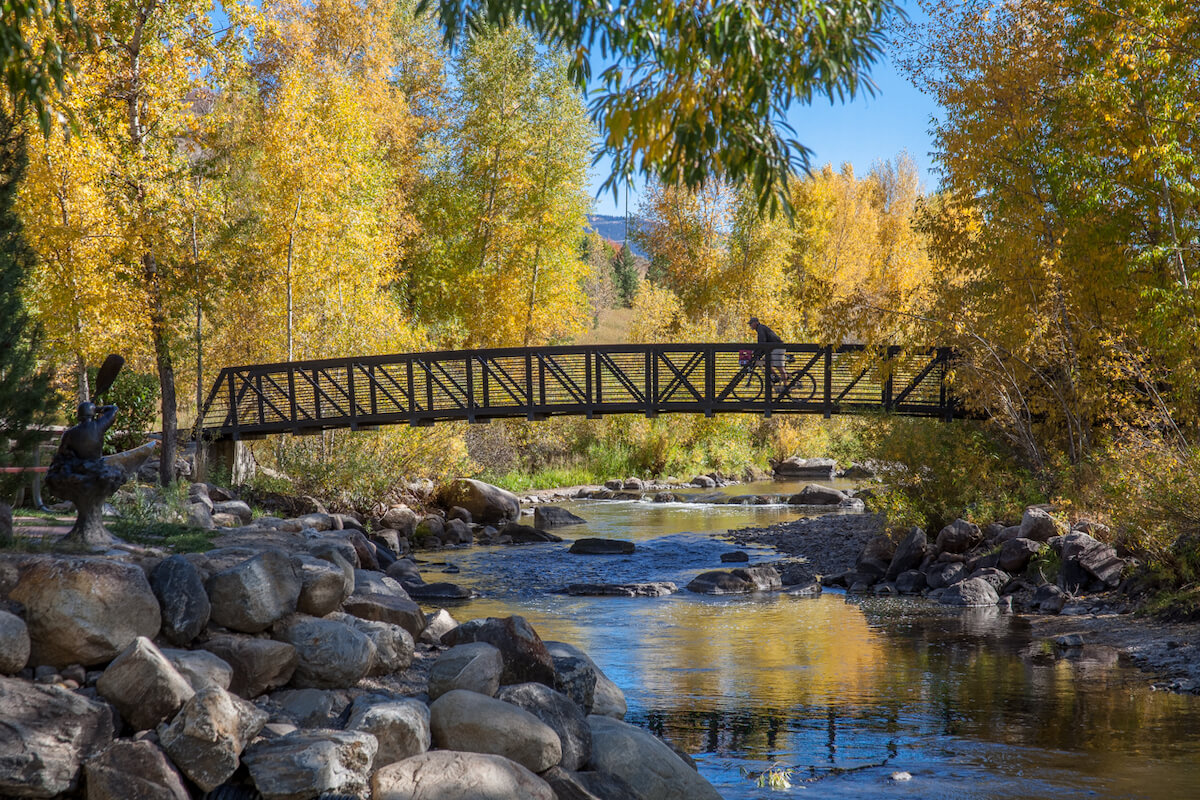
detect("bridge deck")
[197,343,957,440]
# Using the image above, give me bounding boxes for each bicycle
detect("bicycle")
[731,349,817,402]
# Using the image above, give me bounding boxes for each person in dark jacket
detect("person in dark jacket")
[748,317,788,384]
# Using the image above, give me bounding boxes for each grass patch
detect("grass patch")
[108,520,219,553]
[480,466,602,493]
[1139,586,1200,622]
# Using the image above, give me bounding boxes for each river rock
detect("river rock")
[885,528,927,580]
[386,558,424,586]
[0,608,30,674]
[354,569,408,598]
[269,687,349,728]
[503,523,564,543]
[993,524,1022,545]
[1059,531,1125,590]
[422,608,459,644]
[273,616,375,689]
[856,535,896,580]
[160,648,233,691]
[442,615,556,687]
[999,537,1044,573]
[430,689,562,773]
[200,635,298,698]
[0,677,115,796]
[342,593,426,639]
[1034,583,1068,614]
[772,456,836,479]
[896,569,927,594]
[346,696,430,767]
[1020,507,1067,542]
[788,483,848,505]
[969,567,1011,591]
[926,561,967,589]
[428,641,504,700]
[10,558,161,668]
[291,553,351,617]
[497,682,592,771]
[310,538,360,571]
[551,654,597,713]
[242,729,377,800]
[156,685,267,792]
[406,581,473,599]
[371,750,555,800]
[329,612,414,675]
[151,555,211,646]
[566,582,677,597]
[686,565,781,594]
[96,636,195,731]
[690,475,717,488]
[84,739,189,800]
[439,478,521,523]
[940,577,1000,607]
[381,505,418,536]
[936,519,982,554]
[296,511,337,531]
[569,538,636,555]
[587,715,722,800]
[547,641,625,719]
[534,506,587,528]
[206,549,301,634]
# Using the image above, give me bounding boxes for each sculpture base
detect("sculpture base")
[45,457,127,547]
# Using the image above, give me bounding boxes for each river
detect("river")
[411,481,1200,798]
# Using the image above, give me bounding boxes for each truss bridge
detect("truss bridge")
[196,343,958,441]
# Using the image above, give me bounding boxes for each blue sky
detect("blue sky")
[587,2,941,217]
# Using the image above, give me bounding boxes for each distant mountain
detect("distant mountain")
[587,214,646,257]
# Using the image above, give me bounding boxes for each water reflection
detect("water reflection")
[420,508,1200,798]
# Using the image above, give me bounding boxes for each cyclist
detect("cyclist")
[748,317,788,385]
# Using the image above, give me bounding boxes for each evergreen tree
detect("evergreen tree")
[0,110,51,497]
[611,243,639,307]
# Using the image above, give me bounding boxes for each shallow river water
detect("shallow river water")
[413,483,1200,798]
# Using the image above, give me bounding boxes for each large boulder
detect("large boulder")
[439,479,521,523]
[150,555,211,646]
[372,751,555,800]
[328,612,415,676]
[242,730,377,800]
[380,505,418,537]
[788,483,848,505]
[83,740,189,800]
[160,648,233,692]
[587,715,722,800]
[771,457,836,479]
[1059,531,1125,591]
[940,577,1000,607]
[430,689,562,773]
[999,538,1044,574]
[502,523,564,543]
[534,506,587,528]
[855,535,896,580]
[346,696,430,767]
[885,528,927,580]
[157,685,268,792]
[442,616,556,687]
[497,682,592,771]
[549,654,596,713]
[96,637,195,731]
[428,641,504,700]
[935,519,982,555]
[406,581,473,600]
[292,553,352,617]
[342,593,426,639]
[199,635,298,699]
[205,549,301,634]
[353,569,409,598]
[273,616,375,689]
[546,641,625,720]
[0,677,115,797]
[926,561,967,590]
[422,608,459,645]
[0,609,30,674]
[1020,507,1067,542]
[10,558,161,667]
[686,566,781,595]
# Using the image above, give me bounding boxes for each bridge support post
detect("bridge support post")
[202,438,256,486]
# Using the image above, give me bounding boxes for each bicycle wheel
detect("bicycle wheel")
[795,373,817,402]
[732,370,763,402]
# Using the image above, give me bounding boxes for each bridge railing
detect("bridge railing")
[197,343,956,440]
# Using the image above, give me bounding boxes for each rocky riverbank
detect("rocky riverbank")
[0,481,726,799]
[728,506,1200,695]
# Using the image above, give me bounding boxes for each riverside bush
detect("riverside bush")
[853,416,1045,533]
